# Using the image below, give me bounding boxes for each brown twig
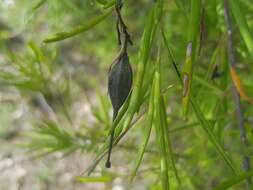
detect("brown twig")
[224,0,251,187]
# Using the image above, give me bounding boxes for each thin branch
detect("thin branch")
[224,0,251,187]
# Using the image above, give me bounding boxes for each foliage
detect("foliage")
[1,0,253,189]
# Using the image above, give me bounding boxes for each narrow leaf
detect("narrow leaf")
[43,9,113,43]
[182,0,201,118]
[162,33,237,173]
[153,71,170,190]
[230,0,253,59]
[32,0,47,11]
[190,99,237,173]
[130,74,155,181]
[213,171,253,190]
[160,96,181,185]
[75,176,112,183]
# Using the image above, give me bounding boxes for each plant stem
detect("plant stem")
[224,0,251,187]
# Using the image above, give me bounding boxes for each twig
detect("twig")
[224,0,251,187]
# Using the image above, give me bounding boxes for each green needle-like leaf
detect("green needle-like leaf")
[229,0,253,59]
[43,8,113,43]
[75,176,113,183]
[153,71,170,190]
[182,0,201,118]
[163,32,237,174]
[130,74,155,182]
[213,171,253,190]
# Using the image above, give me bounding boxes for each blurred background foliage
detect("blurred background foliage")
[0,0,253,190]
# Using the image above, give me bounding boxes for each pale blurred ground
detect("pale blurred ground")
[0,93,102,190]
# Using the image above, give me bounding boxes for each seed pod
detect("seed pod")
[108,51,133,120]
[105,51,132,168]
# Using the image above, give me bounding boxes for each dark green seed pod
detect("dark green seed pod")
[105,51,132,168]
[108,51,133,120]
